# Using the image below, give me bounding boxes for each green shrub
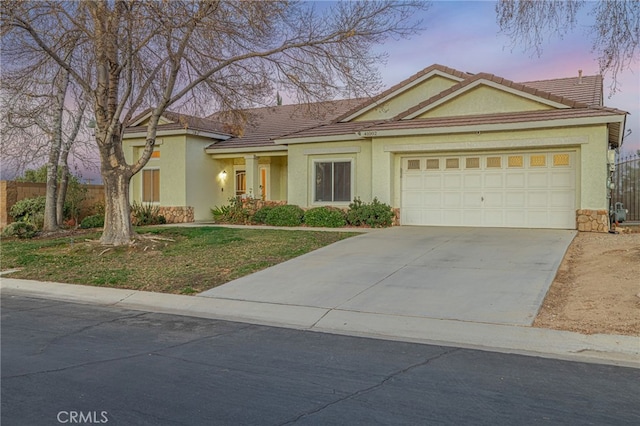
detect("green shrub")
[131,202,166,226]
[252,206,274,224]
[80,214,105,229]
[211,205,230,221]
[304,206,346,228]
[265,205,304,227]
[2,222,38,239]
[346,197,394,228]
[9,196,46,226]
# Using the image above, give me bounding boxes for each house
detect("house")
[123,64,627,231]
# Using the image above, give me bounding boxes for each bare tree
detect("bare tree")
[2,0,427,245]
[1,30,90,231]
[496,0,639,94]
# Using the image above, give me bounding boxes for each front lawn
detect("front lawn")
[1,227,356,294]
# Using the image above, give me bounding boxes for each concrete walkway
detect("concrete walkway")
[1,226,638,367]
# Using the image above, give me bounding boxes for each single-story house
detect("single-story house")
[123,64,627,231]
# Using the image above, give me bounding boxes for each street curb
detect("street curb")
[2,278,638,368]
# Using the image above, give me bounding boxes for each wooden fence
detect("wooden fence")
[0,181,105,229]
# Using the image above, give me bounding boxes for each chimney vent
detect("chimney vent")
[578,69,583,84]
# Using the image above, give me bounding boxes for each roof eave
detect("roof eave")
[368,114,627,138]
[274,133,367,145]
[205,145,288,156]
[124,128,232,140]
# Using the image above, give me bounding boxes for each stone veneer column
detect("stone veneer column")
[576,209,609,232]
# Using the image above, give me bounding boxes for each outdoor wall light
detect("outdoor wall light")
[221,170,227,179]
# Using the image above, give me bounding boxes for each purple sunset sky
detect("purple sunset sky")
[11,1,637,183]
[372,0,639,154]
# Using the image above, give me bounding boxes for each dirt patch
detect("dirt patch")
[534,231,640,336]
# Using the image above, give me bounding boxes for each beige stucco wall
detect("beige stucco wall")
[419,85,554,118]
[126,135,188,207]
[353,75,459,121]
[125,135,220,219]
[185,137,220,220]
[287,140,372,207]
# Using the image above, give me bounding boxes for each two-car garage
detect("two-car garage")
[401,151,577,229]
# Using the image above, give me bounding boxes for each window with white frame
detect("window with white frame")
[314,161,351,202]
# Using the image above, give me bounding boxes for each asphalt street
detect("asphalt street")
[2,292,639,426]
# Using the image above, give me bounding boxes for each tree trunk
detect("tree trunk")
[100,170,135,245]
[43,163,59,231]
[56,167,69,226]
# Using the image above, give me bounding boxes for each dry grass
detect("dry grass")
[1,227,356,294]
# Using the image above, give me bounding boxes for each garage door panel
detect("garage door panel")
[442,192,461,208]
[528,191,549,208]
[528,172,548,188]
[527,210,549,227]
[550,171,573,188]
[505,173,525,188]
[424,175,442,189]
[423,192,441,206]
[402,152,576,229]
[403,191,423,207]
[463,209,482,226]
[550,191,574,208]
[484,173,503,188]
[483,192,503,208]
[463,192,482,208]
[445,210,463,226]
[482,210,504,226]
[443,174,462,188]
[404,175,422,190]
[464,173,482,188]
[505,192,525,208]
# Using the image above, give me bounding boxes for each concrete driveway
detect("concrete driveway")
[200,227,576,326]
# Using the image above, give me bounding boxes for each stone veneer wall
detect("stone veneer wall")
[576,209,609,232]
[158,206,194,223]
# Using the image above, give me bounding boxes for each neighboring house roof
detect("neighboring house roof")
[205,99,365,150]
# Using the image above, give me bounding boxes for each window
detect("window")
[530,155,546,167]
[235,170,246,196]
[446,158,459,169]
[426,159,439,170]
[465,157,480,169]
[486,156,501,168]
[314,161,351,202]
[407,159,421,170]
[142,169,160,203]
[508,155,523,168]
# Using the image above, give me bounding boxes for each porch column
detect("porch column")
[244,155,260,198]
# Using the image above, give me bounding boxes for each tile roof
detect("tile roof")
[334,64,472,122]
[520,75,603,106]
[371,108,625,132]
[205,99,365,150]
[394,72,591,121]
[276,120,380,141]
[124,110,231,136]
[125,65,624,150]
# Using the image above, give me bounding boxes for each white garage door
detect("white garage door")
[401,152,576,229]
